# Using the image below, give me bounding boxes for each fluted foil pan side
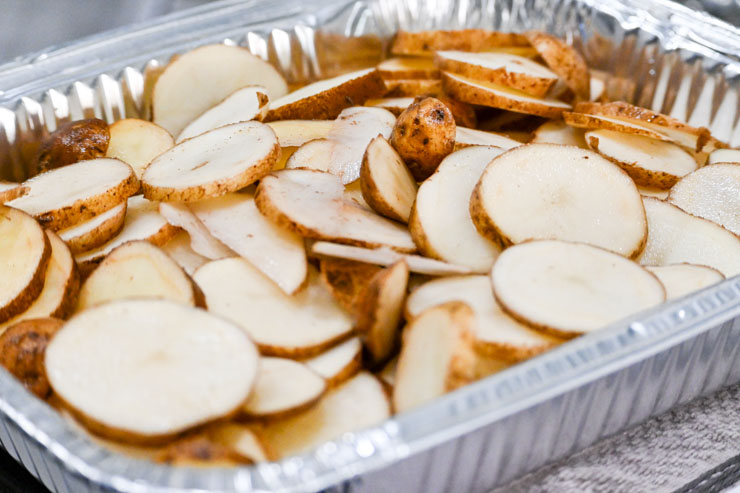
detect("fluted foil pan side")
[0,0,739,492]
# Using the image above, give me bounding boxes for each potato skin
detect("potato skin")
[35,119,110,174]
[390,97,456,181]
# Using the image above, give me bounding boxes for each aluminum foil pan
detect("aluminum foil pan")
[0,0,739,491]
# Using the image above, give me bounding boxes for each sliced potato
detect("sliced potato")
[391,29,529,56]
[410,146,503,273]
[266,120,333,148]
[383,78,443,97]
[531,120,586,148]
[470,144,647,258]
[708,148,740,165]
[158,202,234,260]
[302,337,362,388]
[265,69,385,122]
[377,57,440,80]
[7,158,138,231]
[668,163,740,235]
[195,260,353,357]
[57,201,127,255]
[46,299,259,445]
[34,118,110,174]
[0,181,27,202]
[160,231,209,276]
[177,86,269,143]
[393,302,477,413]
[319,258,382,314]
[645,264,725,300]
[525,31,590,100]
[638,197,740,277]
[153,44,288,136]
[142,121,279,202]
[454,126,521,150]
[106,119,174,179]
[492,240,666,337]
[360,135,417,223]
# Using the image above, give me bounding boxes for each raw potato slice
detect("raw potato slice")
[160,231,209,276]
[285,138,333,172]
[393,302,477,413]
[492,240,666,337]
[302,337,362,388]
[586,129,698,188]
[45,299,259,445]
[266,120,333,148]
[259,372,390,459]
[470,144,647,258]
[153,44,288,136]
[356,261,409,365]
[7,158,138,231]
[377,57,440,79]
[525,31,590,100]
[383,78,443,97]
[434,51,558,97]
[243,358,326,419]
[106,119,174,179]
[531,120,586,148]
[405,276,561,362]
[645,264,725,300]
[708,148,740,165]
[638,197,740,277]
[0,232,78,332]
[410,146,503,272]
[57,201,127,255]
[391,29,529,56]
[176,86,269,143]
[190,193,307,294]
[365,97,415,115]
[0,181,26,202]
[319,258,381,314]
[563,112,673,143]
[77,241,202,310]
[442,72,571,118]
[454,127,521,150]
[159,202,234,260]
[194,259,353,357]
[360,135,418,223]
[208,423,272,463]
[0,206,51,323]
[142,121,279,202]
[668,164,740,235]
[311,241,472,276]
[264,69,385,122]
[255,169,416,252]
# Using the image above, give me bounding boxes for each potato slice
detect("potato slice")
[153,44,288,137]
[383,78,443,97]
[410,146,503,273]
[311,241,472,275]
[531,120,586,147]
[586,129,698,188]
[265,69,385,122]
[7,158,138,231]
[0,232,78,332]
[391,29,529,56]
[492,240,665,337]
[708,148,740,165]
[435,51,558,97]
[243,358,326,419]
[525,32,590,100]
[360,136,417,223]
[668,163,740,235]
[638,197,740,277]
[470,144,647,258]
[377,57,440,80]
[106,119,174,179]
[46,299,259,445]
[319,258,382,314]
[34,119,110,174]
[393,302,477,413]
[454,126,521,150]
[302,337,362,388]
[189,193,307,294]
[406,275,561,362]
[77,240,202,310]
[645,264,725,300]
[0,181,27,202]
[0,206,51,323]
[255,169,416,252]
[266,120,333,148]
[158,202,234,260]
[259,372,389,459]
[142,121,278,202]
[195,260,353,357]
[160,231,209,276]
[57,201,126,255]
[176,86,269,143]
[442,72,571,118]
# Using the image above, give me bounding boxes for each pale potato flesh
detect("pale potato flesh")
[645,264,725,300]
[243,357,326,417]
[158,202,234,260]
[0,182,26,202]
[365,97,414,114]
[564,113,672,142]
[302,337,361,386]
[266,120,333,147]
[160,231,209,276]
[106,119,174,179]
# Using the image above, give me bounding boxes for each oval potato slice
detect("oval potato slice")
[645,264,725,300]
[106,119,174,179]
[302,337,362,388]
[525,31,590,100]
[383,78,443,97]
[563,111,673,143]
[208,423,273,463]
[57,201,127,255]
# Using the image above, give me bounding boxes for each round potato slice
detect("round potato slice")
[0,206,51,323]
[142,121,279,202]
[57,201,127,255]
[45,299,259,445]
[525,31,590,100]
[106,119,174,179]
[302,337,362,388]
[645,264,725,301]
[470,144,647,258]
[365,97,415,115]
[491,240,666,337]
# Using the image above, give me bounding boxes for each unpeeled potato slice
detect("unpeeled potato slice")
[0,181,26,202]
[106,119,174,179]
[158,202,234,260]
[470,144,647,258]
[377,57,440,80]
[454,126,521,150]
[195,259,353,357]
[645,264,725,300]
[45,299,259,445]
[525,31,590,100]
[57,201,127,255]
[7,158,138,231]
[266,120,333,148]
[142,121,279,202]
[391,29,529,56]
[302,337,362,388]
[160,231,209,276]
[360,136,418,223]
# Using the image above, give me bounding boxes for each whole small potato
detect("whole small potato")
[35,118,110,174]
[390,97,455,181]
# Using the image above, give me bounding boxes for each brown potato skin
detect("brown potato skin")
[35,119,110,175]
[0,317,64,399]
[390,97,456,181]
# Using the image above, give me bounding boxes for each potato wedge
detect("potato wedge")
[266,120,333,148]
[360,136,417,223]
[302,337,362,388]
[525,31,590,100]
[0,181,27,202]
[7,158,138,231]
[106,119,174,179]
[531,120,586,148]
[708,148,740,165]
[454,126,521,150]
[319,258,382,314]
[160,231,209,276]
[34,118,110,174]
[158,202,234,260]
[46,299,259,445]
[391,29,529,56]
[377,57,440,80]
[383,78,443,97]
[142,121,278,202]
[57,201,127,255]
[492,240,666,337]
[470,144,647,258]
[153,44,287,136]
[645,264,725,300]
